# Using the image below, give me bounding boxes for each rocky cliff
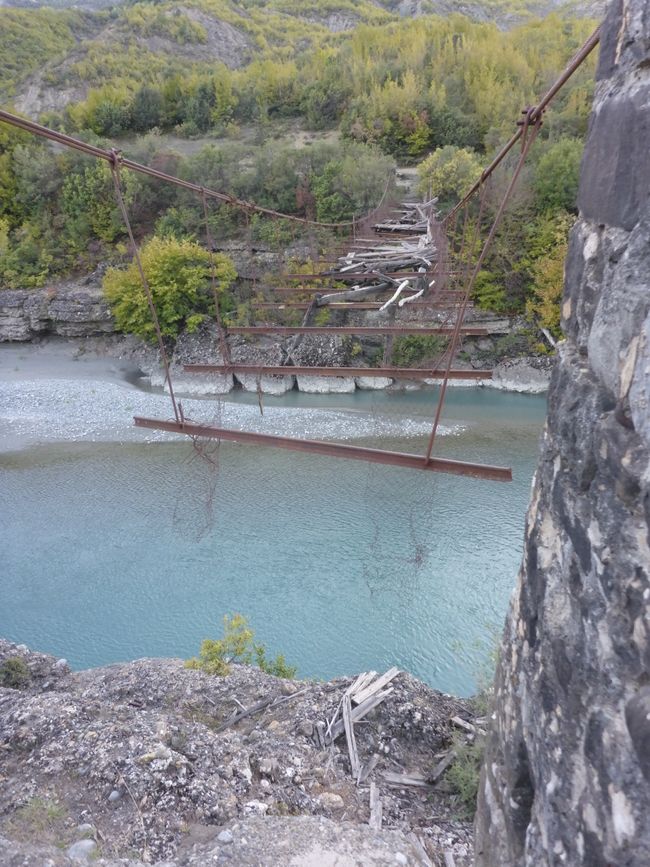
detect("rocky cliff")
[0,640,474,866]
[475,1,650,864]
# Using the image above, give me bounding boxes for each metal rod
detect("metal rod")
[226,326,488,336]
[183,364,492,380]
[133,416,512,481]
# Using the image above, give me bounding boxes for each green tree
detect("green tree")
[534,138,583,213]
[131,86,163,133]
[103,235,236,341]
[417,146,482,205]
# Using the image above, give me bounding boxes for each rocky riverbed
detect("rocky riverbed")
[0,639,476,866]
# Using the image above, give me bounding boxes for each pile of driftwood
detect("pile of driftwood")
[315,200,439,310]
[372,199,438,234]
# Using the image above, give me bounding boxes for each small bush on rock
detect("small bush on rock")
[0,656,31,689]
[185,614,296,679]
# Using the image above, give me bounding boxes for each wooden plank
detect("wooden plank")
[358,753,380,785]
[429,750,457,784]
[382,771,432,788]
[352,667,401,706]
[343,694,360,779]
[328,687,395,742]
[369,782,383,830]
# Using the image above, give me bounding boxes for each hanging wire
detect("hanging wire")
[109,150,181,425]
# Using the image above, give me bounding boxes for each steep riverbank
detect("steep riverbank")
[0,639,475,866]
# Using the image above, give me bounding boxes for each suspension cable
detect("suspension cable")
[109,151,181,424]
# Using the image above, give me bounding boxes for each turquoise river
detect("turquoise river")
[0,362,546,696]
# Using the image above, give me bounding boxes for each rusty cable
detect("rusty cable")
[109,152,181,424]
[200,189,231,366]
[424,116,542,463]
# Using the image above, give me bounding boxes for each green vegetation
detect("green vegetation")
[392,335,448,367]
[0,1,596,331]
[0,656,31,689]
[445,730,486,817]
[103,235,236,341]
[185,613,297,678]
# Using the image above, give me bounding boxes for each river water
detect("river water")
[0,351,546,695]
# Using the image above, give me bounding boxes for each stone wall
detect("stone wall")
[475,2,650,864]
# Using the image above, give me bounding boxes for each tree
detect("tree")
[534,138,583,213]
[526,212,573,338]
[131,86,163,133]
[417,146,482,204]
[103,235,236,342]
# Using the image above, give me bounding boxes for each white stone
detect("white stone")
[234,373,295,395]
[354,376,393,390]
[66,839,97,861]
[296,375,356,394]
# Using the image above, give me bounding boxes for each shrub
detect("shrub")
[103,235,236,342]
[392,334,448,367]
[185,614,296,679]
[0,656,31,689]
[445,731,485,817]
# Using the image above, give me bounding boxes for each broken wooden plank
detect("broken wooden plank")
[343,693,360,779]
[429,749,457,784]
[444,851,457,867]
[352,667,401,706]
[348,670,378,697]
[369,781,383,830]
[357,753,380,785]
[328,687,394,742]
[450,716,476,734]
[382,771,432,788]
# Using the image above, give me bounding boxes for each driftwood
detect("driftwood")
[369,781,383,830]
[429,749,458,784]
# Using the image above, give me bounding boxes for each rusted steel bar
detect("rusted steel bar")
[133,416,512,481]
[183,364,492,380]
[226,326,488,336]
[271,286,464,295]
[252,302,469,310]
[282,271,434,280]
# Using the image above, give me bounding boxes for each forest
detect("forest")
[0,2,598,340]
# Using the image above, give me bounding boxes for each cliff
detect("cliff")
[475,0,650,864]
[0,639,475,865]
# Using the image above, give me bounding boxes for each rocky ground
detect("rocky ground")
[0,640,477,866]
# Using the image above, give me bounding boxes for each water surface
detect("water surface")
[0,385,545,695]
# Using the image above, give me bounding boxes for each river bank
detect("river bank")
[0,284,553,395]
[0,638,475,865]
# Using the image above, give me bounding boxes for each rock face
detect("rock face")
[475,4,650,865]
[0,285,113,341]
[0,639,474,865]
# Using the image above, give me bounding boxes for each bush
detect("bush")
[392,334,448,367]
[445,731,485,817]
[0,656,31,689]
[185,614,297,679]
[103,235,236,342]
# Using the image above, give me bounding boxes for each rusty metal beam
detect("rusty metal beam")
[252,302,468,310]
[184,364,492,380]
[226,326,487,336]
[133,416,512,481]
[271,286,464,295]
[282,271,435,280]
